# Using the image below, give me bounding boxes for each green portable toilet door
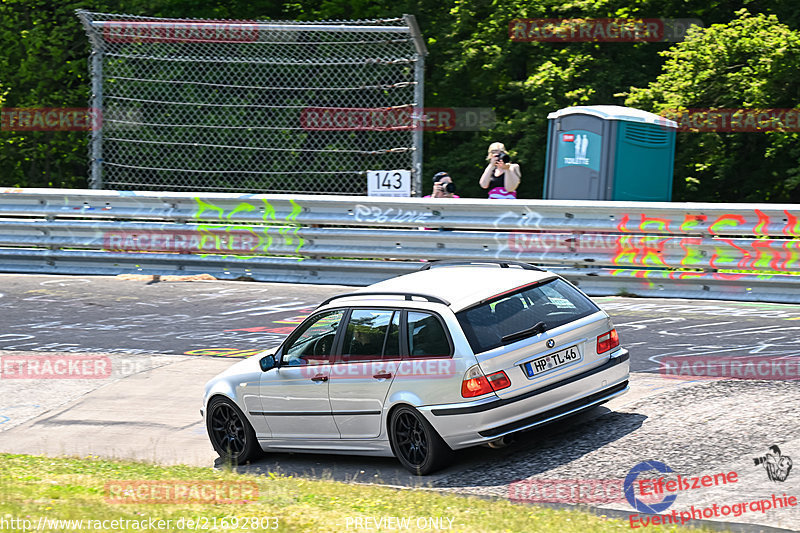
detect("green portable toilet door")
[611,122,675,201]
[551,119,605,200]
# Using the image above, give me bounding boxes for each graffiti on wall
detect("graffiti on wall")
[102,197,306,259]
[496,208,800,275]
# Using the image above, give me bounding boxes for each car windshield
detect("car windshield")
[456,278,600,354]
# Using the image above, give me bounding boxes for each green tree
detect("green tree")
[4,0,800,201]
[0,0,102,187]
[0,0,290,189]
[625,9,800,202]
[418,0,681,198]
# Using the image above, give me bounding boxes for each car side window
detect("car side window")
[407,311,451,358]
[384,311,400,358]
[341,309,397,363]
[282,309,344,366]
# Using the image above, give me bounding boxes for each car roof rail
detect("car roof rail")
[418,260,546,272]
[318,291,450,308]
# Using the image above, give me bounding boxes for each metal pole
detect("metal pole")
[89,50,103,189]
[404,15,427,198]
[89,21,411,33]
[412,56,425,197]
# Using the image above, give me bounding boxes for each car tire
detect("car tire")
[389,405,453,475]
[206,396,261,465]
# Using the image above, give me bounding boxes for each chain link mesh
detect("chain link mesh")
[77,11,423,194]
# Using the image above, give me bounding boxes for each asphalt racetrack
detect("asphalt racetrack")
[1,274,798,531]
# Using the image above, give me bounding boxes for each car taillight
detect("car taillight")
[461,365,511,398]
[597,329,620,354]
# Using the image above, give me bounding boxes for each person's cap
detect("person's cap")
[432,172,449,182]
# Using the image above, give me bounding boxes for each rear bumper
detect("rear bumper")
[421,348,629,449]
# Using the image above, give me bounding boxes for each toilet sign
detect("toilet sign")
[557,129,601,171]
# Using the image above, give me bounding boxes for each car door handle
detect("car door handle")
[373,372,392,380]
[311,375,328,382]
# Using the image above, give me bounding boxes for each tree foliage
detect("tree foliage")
[2,1,800,201]
[625,9,800,202]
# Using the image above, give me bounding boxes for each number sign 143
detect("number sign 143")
[367,170,411,197]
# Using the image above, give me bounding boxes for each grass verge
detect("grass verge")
[0,453,723,532]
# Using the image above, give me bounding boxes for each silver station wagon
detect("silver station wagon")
[203,261,630,474]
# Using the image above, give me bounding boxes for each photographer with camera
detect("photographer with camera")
[479,142,521,199]
[426,171,460,199]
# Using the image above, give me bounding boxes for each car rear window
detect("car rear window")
[456,278,600,354]
[407,311,451,358]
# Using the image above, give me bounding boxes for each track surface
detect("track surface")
[3,274,800,372]
[1,274,798,531]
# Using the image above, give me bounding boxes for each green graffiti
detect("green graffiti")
[641,236,667,267]
[227,202,256,220]
[190,197,305,260]
[708,215,746,234]
[639,218,670,232]
[642,252,666,267]
[293,228,304,254]
[783,242,800,270]
[680,220,701,233]
[752,250,773,270]
[262,199,276,222]
[753,209,777,237]
[712,246,740,268]
[681,246,704,267]
[194,198,225,220]
[195,224,262,259]
[276,226,306,255]
[288,199,302,221]
[612,236,638,265]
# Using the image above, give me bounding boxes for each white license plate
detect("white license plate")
[524,346,581,377]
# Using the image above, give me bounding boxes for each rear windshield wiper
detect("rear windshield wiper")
[501,321,547,344]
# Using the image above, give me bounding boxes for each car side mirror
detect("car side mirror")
[259,354,277,372]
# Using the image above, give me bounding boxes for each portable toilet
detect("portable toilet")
[543,105,678,201]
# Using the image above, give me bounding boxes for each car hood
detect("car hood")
[207,348,274,383]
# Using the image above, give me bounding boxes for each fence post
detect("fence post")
[406,14,427,197]
[89,50,104,189]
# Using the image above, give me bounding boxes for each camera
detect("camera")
[432,172,456,194]
[494,152,511,163]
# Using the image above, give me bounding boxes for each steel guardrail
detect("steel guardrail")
[2,188,800,302]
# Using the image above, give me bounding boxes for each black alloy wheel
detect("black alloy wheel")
[206,397,260,465]
[389,406,453,475]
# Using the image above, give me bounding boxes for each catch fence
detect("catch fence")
[77,11,426,195]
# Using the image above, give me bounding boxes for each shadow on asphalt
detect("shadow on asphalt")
[215,407,647,489]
